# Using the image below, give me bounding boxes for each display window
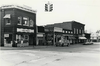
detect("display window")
[16,34,29,44]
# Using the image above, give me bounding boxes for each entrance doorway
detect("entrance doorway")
[4,34,12,47]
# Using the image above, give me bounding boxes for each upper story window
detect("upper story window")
[23,17,29,26]
[79,29,81,34]
[29,19,34,27]
[5,19,11,25]
[3,14,11,25]
[17,17,22,25]
[74,28,75,34]
[77,29,78,34]
[82,30,84,34]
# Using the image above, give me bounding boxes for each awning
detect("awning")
[79,37,86,39]
[3,14,11,18]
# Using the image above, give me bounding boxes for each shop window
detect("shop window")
[16,34,29,44]
[23,35,29,43]
[5,19,11,25]
[23,17,29,26]
[18,17,22,25]
[29,19,34,27]
[24,35,29,40]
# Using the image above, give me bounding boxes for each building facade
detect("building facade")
[45,21,86,44]
[0,5,36,47]
[44,26,74,46]
[37,26,45,45]
[84,33,91,41]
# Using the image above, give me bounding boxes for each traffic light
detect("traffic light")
[49,4,53,12]
[45,4,48,11]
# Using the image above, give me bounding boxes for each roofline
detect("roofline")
[0,5,37,14]
[63,21,85,26]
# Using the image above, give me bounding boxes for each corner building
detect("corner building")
[0,5,36,47]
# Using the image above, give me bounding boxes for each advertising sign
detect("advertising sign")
[54,27,62,32]
[17,28,34,33]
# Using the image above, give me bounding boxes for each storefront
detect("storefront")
[0,5,36,47]
[63,34,75,44]
[37,33,45,45]
[78,33,86,43]
[16,28,34,47]
[45,32,53,45]
[4,34,13,47]
[55,33,63,44]
[45,26,75,46]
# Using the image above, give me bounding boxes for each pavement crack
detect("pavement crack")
[14,60,28,66]
[55,58,61,61]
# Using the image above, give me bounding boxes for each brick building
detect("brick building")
[0,5,36,47]
[44,26,74,46]
[45,21,86,44]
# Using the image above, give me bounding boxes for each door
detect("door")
[29,35,33,46]
[4,34,12,47]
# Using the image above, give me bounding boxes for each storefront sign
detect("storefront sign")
[17,28,34,33]
[29,29,34,33]
[4,34,9,37]
[54,27,62,32]
[37,34,43,37]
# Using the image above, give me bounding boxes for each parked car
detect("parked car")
[83,41,93,45]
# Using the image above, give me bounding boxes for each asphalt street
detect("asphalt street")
[0,42,100,66]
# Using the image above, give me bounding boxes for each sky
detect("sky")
[0,0,100,33]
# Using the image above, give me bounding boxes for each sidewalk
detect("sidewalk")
[0,45,55,50]
[1,42,99,50]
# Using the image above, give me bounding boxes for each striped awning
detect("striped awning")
[3,14,11,18]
